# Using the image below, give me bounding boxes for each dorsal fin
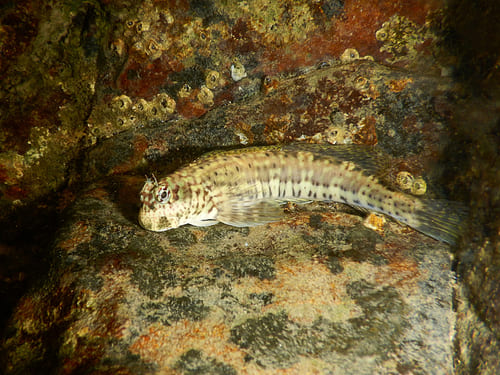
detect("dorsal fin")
[282,143,389,178]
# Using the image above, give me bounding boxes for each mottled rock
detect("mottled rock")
[1,0,500,374]
[2,178,456,374]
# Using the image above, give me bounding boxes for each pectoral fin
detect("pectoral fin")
[216,199,284,227]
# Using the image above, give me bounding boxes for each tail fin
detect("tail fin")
[413,199,469,245]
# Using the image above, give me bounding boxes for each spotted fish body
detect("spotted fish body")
[139,143,467,244]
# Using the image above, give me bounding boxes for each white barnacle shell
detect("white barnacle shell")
[230,60,247,81]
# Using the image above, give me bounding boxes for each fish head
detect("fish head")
[138,177,182,231]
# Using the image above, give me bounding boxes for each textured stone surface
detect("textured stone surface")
[2,178,455,374]
[1,0,500,374]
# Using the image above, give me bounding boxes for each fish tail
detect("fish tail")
[413,199,469,245]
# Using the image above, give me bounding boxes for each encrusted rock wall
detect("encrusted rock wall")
[0,0,499,374]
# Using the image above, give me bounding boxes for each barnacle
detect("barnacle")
[354,76,370,91]
[261,76,279,94]
[112,95,132,111]
[110,39,125,56]
[375,15,427,62]
[147,104,159,118]
[159,9,174,24]
[154,93,176,114]
[205,70,221,90]
[197,85,214,106]
[340,48,374,63]
[411,177,427,195]
[178,84,192,98]
[132,99,150,114]
[318,126,348,145]
[146,39,162,60]
[396,171,414,190]
[135,20,150,33]
[230,59,247,81]
[340,48,360,63]
[375,28,388,42]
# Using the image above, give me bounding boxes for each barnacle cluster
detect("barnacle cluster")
[87,93,176,143]
[375,15,429,63]
[110,0,174,61]
[396,171,427,195]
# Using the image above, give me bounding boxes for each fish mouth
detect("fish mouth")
[138,205,177,232]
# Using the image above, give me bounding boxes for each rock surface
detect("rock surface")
[1,0,500,374]
[3,177,456,374]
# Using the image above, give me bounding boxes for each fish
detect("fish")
[138,143,468,245]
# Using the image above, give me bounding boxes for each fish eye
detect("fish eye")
[155,186,171,203]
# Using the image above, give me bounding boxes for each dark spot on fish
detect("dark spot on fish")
[322,193,327,198]
[361,191,366,195]
[272,162,277,168]
[313,192,317,199]
[308,190,312,197]
[323,183,329,188]
[236,166,240,172]
[334,183,338,188]
[298,190,302,196]
[328,194,332,200]
[248,163,252,168]
[368,194,372,198]
[340,195,347,202]
[367,202,375,208]
[214,172,218,176]
[265,152,270,157]
[353,199,360,204]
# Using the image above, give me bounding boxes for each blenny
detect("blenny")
[138,143,467,244]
